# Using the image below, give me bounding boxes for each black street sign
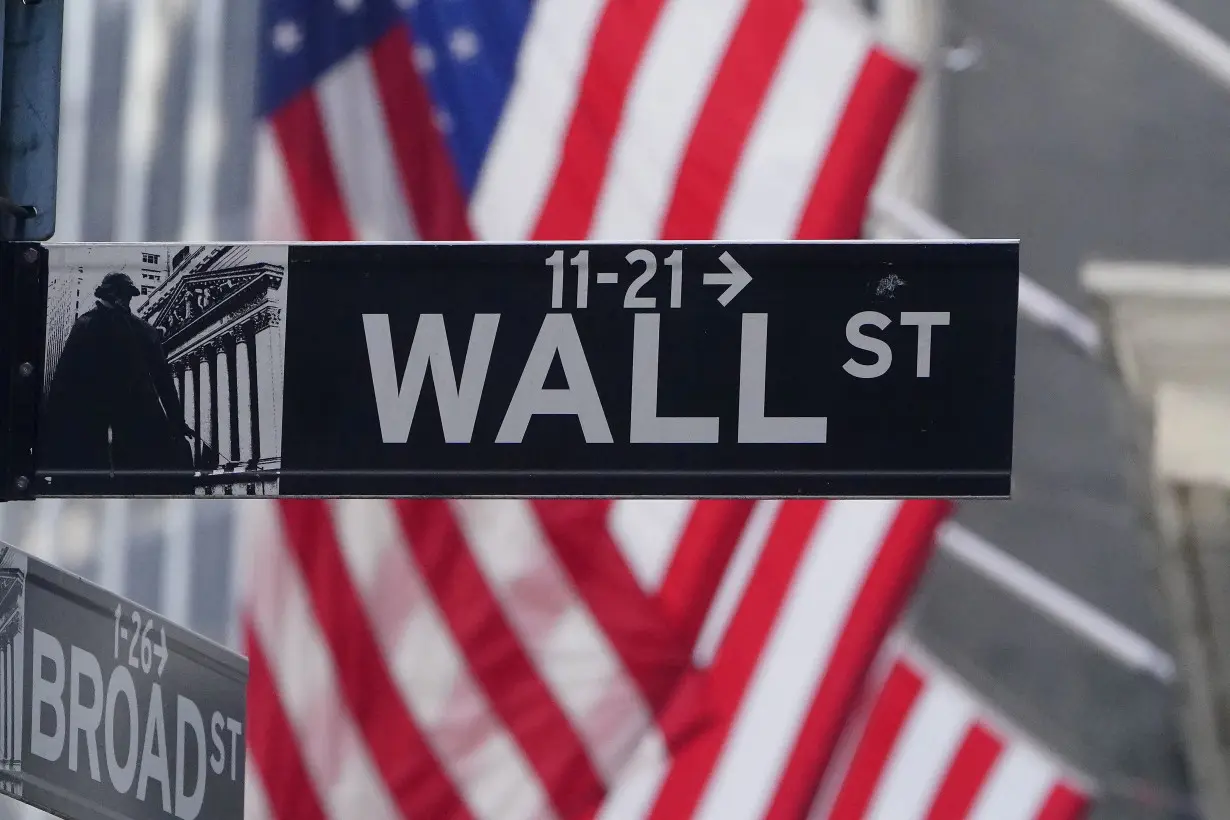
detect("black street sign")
[0,540,247,820]
[2,239,1019,500]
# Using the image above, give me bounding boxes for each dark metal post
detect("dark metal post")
[0,0,64,241]
[0,243,48,501]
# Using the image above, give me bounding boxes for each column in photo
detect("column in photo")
[201,347,216,469]
[250,310,283,472]
[0,641,11,774]
[178,358,197,464]
[217,338,236,467]
[169,346,210,478]
[233,329,254,467]
[198,335,244,483]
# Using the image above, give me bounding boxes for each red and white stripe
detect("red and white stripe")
[810,639,1095,820]
[257,20,466,243]
[241,498,950,819]
[606,500,952,819]
[256,0,916,245]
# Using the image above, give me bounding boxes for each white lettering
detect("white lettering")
[363,313,499,443]
[105,665,139,794]
[68,645,103,782]
[209,712,225,776]
[136,683,172,813]
[843,311,892,379]
[226,717,243,781]
[900,311,950,377]
[497,314,612,444]
[737,313,826,443]
[630,314,718,443]
[30,629,65,763]
[31,631,236,813]
[175,696,206,820]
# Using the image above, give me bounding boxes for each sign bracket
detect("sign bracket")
[0,241,47,502]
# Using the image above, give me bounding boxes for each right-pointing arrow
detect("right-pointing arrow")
[703,251,752,307]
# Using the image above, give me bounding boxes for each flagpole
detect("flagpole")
[869,192,1104,355]
[873,0,943,212]
[181,0,226,242]
[1098,0,1230,96]
[55,0,96,244]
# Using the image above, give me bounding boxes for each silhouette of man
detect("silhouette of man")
[39,271,196,494]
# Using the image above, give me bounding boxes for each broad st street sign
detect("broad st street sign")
[0,541,247,820]
[1,240,1019,500]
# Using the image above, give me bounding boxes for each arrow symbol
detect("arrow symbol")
[703,252,752,306]
[153,626,168,676]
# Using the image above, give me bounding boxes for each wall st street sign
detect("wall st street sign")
[1,239,1019,500]
[0,541,247,820]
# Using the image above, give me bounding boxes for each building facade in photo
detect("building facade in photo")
[137,245,288,496]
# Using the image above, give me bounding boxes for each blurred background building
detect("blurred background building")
[8,0,1230,817]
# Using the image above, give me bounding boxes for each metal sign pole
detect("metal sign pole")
[0,0,64,242]
[1099,0,1230,97]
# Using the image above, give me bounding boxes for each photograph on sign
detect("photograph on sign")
[36,243,289,497]
[0,541,248,820]
[28,240,1018,499]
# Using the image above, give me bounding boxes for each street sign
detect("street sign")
[0,540,247,820]
[3,239,1019,500]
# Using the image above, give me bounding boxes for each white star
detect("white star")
[413,43,436,73]
[271,20,303,55]
[432,108,454,134]
[448,27,481,62]
[335,0,363,12]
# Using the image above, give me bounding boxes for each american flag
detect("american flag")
[811,637,1094,820]
[241,499,951,819]
[0,2,1098,819]
[243,0,1096,818]
[253,0,916,243]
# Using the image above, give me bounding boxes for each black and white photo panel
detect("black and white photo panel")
[36,244,290,497]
